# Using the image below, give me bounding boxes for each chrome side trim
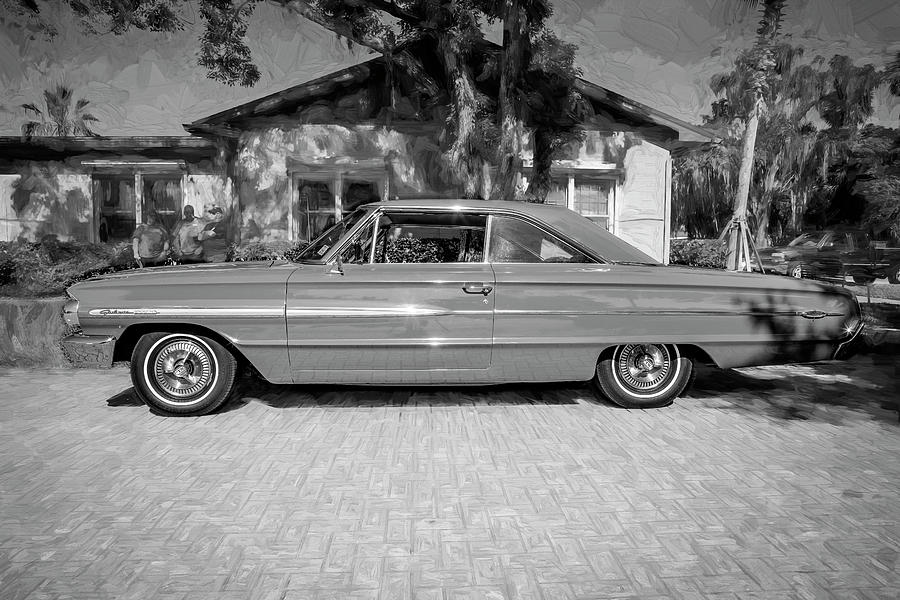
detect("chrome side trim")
[89,307,285,318]
[494,309,846,317]
[287,337,492,347]
[286,307,491,318]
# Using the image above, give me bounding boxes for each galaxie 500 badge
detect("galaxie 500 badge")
[89,308,159,316]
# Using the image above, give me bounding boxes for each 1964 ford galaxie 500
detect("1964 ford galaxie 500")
[62,200,864,416]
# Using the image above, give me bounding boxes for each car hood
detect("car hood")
[68,260,299,294]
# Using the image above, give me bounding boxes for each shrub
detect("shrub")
[229,240,299,262]
[669,238,726,269]
[0,239,135,297]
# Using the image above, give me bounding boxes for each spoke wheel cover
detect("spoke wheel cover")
[612,344,679,398]
[144,334,219,407]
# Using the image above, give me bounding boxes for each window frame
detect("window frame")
[290,168,388,243]
[338,209,489,265]
[91,169,186,243]
[322,207,606,266]
[521,170,620,234]
[484,213,597,265]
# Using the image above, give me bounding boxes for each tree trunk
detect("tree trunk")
[726,99,760,270]
[754,198,769,248]
[526,128,554,202]
[439,37,488,198]
[494,0,527,201]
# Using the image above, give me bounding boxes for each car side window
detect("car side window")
[368,212,487,264]
[487,215,592,263]
[339,218,376,264]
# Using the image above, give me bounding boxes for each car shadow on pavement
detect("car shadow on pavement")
[220,376,592,414]
[686,357,900,426]
[106,388,144,407]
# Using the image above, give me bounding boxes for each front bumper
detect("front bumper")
[61,334,116,368]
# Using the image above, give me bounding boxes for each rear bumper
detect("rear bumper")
[61,334,116,368]
[833,322,866,360]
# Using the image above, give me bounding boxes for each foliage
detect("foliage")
[851,126,900,238]
[20,83,100,138]
[675,38,893,244]
[668,239,727,269]
[11,0,579,201]
[229,240,299,262]
[0,239,134,297]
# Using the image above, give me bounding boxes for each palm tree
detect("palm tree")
[725,0,787,271]
[21,84,100,138]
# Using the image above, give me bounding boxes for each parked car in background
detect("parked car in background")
[62,200,864,416]
[755,228,900,284]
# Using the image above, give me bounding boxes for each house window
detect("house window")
[142,176,182,233]
[293,171,385,243]
[296,179,337,244]
[94,175,136,242]
[545,177,568,207]
[525,172,616,231]
[573,179,614,230]
[92,171,185,243]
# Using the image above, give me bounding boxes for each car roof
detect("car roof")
[360,198,570,217]
[354,198,658,265]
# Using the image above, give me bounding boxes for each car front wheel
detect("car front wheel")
[887,263,900,285]
[131,332,236,416]
[594,343,693,408]
[788,262,805,279]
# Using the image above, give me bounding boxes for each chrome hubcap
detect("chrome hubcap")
[616,344,672,390]
[153,339,213,401]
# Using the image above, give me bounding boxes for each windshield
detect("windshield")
[788,232,826,248]
[295,208,369,263]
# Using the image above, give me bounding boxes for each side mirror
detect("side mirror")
[326,255,344,276]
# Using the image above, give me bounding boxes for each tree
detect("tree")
[674,40,890,244]
[723,0,787,270]
[21,83,100,138]
[11,0,580,201]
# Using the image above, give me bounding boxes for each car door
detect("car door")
[487,213,607,383]
[814,232,847,278]
[285,209,495,383]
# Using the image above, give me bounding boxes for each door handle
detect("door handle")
[462,283,493,295]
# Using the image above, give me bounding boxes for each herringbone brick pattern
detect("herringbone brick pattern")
[1,353,898,600]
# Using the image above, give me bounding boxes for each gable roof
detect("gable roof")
[186,46,714,146]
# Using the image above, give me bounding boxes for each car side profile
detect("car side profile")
[62,200,864,416]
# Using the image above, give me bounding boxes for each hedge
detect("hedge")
[669,238,727,269]
[0,238,308,298]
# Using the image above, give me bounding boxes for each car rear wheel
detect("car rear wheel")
[594,343,693,408]
[788,262,805,279]
[131,332,236,416]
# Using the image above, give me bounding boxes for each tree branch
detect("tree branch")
[281,0,440,98]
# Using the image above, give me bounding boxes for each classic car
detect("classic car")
[62,200,865,416]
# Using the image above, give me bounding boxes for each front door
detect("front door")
[286,209,494,382]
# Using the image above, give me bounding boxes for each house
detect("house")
[1,47,711,262]
[0,136,222,244]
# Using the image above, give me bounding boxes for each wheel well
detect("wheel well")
[113,323,250,368]
[596,343,716,366]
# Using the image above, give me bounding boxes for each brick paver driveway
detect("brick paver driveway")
[1,353,899,600]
